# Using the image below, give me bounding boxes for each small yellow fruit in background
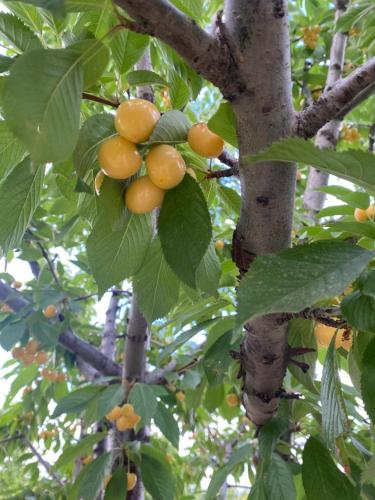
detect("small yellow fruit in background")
[115,99,160,143]
[35,351,48,365]
[23,386,33,396]
[82,455,93,465]
[314,324,352,351]
[43,304,57,318]
[125,176,165,214]
[103,474,112,488]
[25,339,39,355]
[12,347,25,360]
[165,453,173,462]
[56,372,66,382]
[296,169,302,181]
[188,123,224,158]
[366,204,375,220]
[146,145,186,189]
[215,239,225,250]
[24,411,33,421]
[176,391,185,402]
[354,208,368,222]
[225,393,239,407]
[12,280,22,289]
[127,472,137,491]
[116,416,130,431]
[186,166,197,180]
[1,303,13,313]
[98,136,142,180]
[94,170,105,195]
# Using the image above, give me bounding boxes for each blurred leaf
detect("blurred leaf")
[0,13,42,52]
[361,337,375,424]
[55,433,106,470]
[196,241,221,297]
[129,383,158,424]
[110,29,149,74]
[147,110,191,145]
[208,102,238,148]
[68,39,109,89]
[104,467,127,500]
[52,385,102,418]
[140,451,175,500]
[341,291,375,332]
[169,69,190,110]
[315,185,369,210]
[85,384,123,425]
[127,69,167,87]
[154,401,179,448]
[287,319,318,393]
[73,453,111,500]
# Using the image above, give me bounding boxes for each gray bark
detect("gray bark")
[303,2,348,215]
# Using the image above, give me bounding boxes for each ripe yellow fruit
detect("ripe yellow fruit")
[127,472,137,491]
[146,145,186,189]
[120,403,135,417]
[98,136,142,180]
[176,391,185,402]
[23,352,35,366]
[188,123,224,158]
[186,167,197,180]
[25,339,39,355]
[165,453,173,462]
[106,406,123,421]
[314,324,352,351]
[354,208,368,222]
[43,304,57,318]
[1,303,13,313]
[12,280,22,289]
[366,204,375,220]
[82,455,93,465]
[115,99,160,143]
[125,176,165,214]
[94,170,105,195]
[225,393,239,407]
[35,351,48,365]
[116,416,131,431]
[215,239,225,250]
[12,347,25,360]
[56,372,66,382]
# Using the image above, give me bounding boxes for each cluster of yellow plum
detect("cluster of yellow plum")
[301,25,321,50]
[106,403,141,431]
[97,98,224,214]
[12,339,48,366]
[342,125,360,142]
[102,472,137,492]
[314,324,352,351]
[354,204,375,222]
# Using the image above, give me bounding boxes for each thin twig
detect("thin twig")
[82,92,120,108]
[23,436,65,487]
[35,241,61,287]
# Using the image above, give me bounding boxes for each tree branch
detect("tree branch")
[113,0,237,96]
[100,291,120,360]
[82,92,120,108]
[296,57,375,138]
[23,436,65,487]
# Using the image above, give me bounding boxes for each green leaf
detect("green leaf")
[110,29,149,75]
[74,453,111,500]
[205,445,252,499]
[237,241,374,326]
[133,237,180,323]
[158,175,212,288]
[196,241,221,297]
[4,48,83,163]
[203,330,233,385]
[248,137,375,192]
[218,185,241,215]
[302,437,359,500]
[140,452,175,500]
[326,221,375,240]
[68,39,109,89]
[55,433,106,470]
[171,0,203,21]
[7,363,38,401]
[154,401,179,449]
[65,0,103,11]
[361,270,375,298]
[207,102,238,148]
[85,384,123,425]
[51,385,102,418]
[361,455,375,485]
[0,319,26,350]
[127,70,167,87]
[87,208,152,296]
[0,55,15,73]
[361,337,375,424]
[147,110,192,145]
[0,13,42,52]
[321,339,349,451]
[0,121,27,178]
[5,0,65,14]
[341,291,375,332]
[336,4,374,32]
[73,113,116,178]
[158,317,220,364]
[169,69,190,110]
[315,185,370,210]
[0,158,44,253]
[264,455,296,500]
[104,467,127,500]
[129,383,158,424]
[287,319,318,393]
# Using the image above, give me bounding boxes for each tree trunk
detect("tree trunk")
[224,0,295,426]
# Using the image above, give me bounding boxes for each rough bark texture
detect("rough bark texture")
[296,57,375,138]
[100,292,120,360]
[303,1,348,215]
[224,0,295,426]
